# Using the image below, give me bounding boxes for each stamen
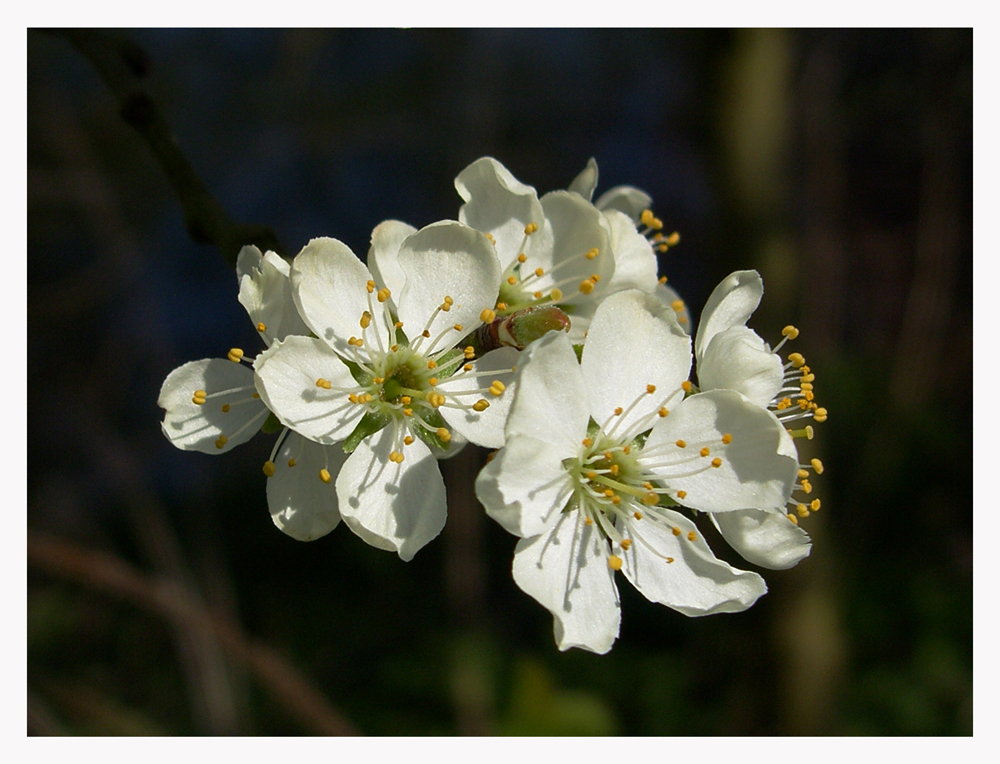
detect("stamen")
[607,555,623,571]
[227,348,244,363]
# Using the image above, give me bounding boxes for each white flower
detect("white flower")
[253,220,520,560]
[455,157,614,332]
[475,289,799,653]
[567,157,692,336]
[692,270,829,569]
[158,245,345,542]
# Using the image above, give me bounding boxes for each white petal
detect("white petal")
[503,331,590,454]
[642,389,798,513]
[336,426,447,561]
[512,512,620,654]
[699,326,784,408]
[455,157,544,266]
[237,247,310,345]
[267,433,346,541]
[567,157,598,200]
[476,433,575,539]
[620,509,767,615]
[530,191,613,304]
[159,359,267,454]
[438,347,519,449]
[290,237,389,355]
[580,289,692,434]
[396,221,501,345]
[694,270,763,361]
[253,337,363,445]
[593,185,653,222]
[602,209,658,293]
[367,219,417,304]
[711,508,812,570]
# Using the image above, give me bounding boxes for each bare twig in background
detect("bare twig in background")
[28,531,359,736]
[50,29,286,266]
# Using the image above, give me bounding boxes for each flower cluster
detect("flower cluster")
[159,157,827,653]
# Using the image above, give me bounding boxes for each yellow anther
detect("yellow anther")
[391,344,399,352]
[348,393,358,404]
[603,489,615,498]
[800,382,814,392]
[603,451,613,460]
[799,399,811,410]
[620,539,632,551]
[357,311,371,330]
[192,389,207,400]
[590,273,601,283]
[376,287,391,303]
[227,348,244,363]
[366,280,375,293]
[721,433,733,444]
[641,209,654,226]
[658,275,668,284]
[787,513,799,525]
[671,299,685,313]
[806,425,815,439]
[389,452,405,464]
[436,427,452,443]
[788,352,806,368]
[485,233,495,244]
[681,381,692,392]
[797,503,810,518]
[811,458,825,474]
[252,393,260,399]
[534,267,545,277]
[586,471,598,480]
[549,288,563,301]
[672,526,682,536]
[608,555,623,571]
[803,391,815,402]
[642,492,659,506]
[444,295,454,305]
[614,407,623,416]
[675,439,687,448]
[777,398,791,410]
[813,408,828,423]
[801,373,816,383]
[609,464,619,476]
[801,479,813,494]
[700,447,711,458]
[472,400,490,412]
[507,275,518,285]
[798,468,809,479]
[678,315,689,324]
[192,393,207,406]
[677,490,687,500]
[518,253,527,263]
[584,516,593,525]
[623,446,630,454]
[463,363,473,372]
[634,511,644,520]
[402,436,414,446]
[582,437,593,447]
[711,458,722,468]
[221,404,230,413]
[578,279,595,295]
[464,346,476,359]
[524,222,539,235]
[428,392,446,408]
[810,499,822,511]
[453,324,464,332]
[401,396,412,405]
[658,407,669,417]
[372,377,384,385]
[489,380,506,396]
[533,291,543,299]
[428,377,438,386]
[256,322,267,333]
[480,309,496,323]
[348,337,363,347]
[394,321,404,329]
[495,302,508,311]
[262,461,276,477]
[586,248,600,260]
[316,378,332,389]
[426,359,438,370]
[782,325,800,340]
[287,458,297,468]
[421,329,431,338]
[665,232,680,247]
[665,557,675,564]
[650,216,663,230]
[687,531,697,542]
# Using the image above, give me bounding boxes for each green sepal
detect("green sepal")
[433,348,466,380]
[573,343,584,362]
[342,410,391,453]
[344,359,372,387]
[260,411,283,434]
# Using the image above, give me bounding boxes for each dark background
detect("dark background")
[27,28,973,735]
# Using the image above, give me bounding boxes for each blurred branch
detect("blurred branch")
[28,531,360,736]
[50,29,286,265]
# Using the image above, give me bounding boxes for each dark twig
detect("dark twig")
[52,29,286,266]
[28,531,360,736]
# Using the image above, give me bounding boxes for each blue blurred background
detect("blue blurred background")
[27,28,972,735]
